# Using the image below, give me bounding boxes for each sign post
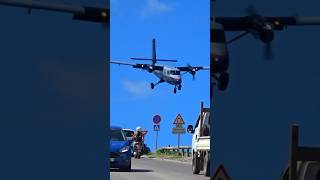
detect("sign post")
[178,132,180,149]
[153,115,161,151]
[172,114,185,152]
[156,130,158,151]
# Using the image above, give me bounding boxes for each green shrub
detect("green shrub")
[156,149,180,156]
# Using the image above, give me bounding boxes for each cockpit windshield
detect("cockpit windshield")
[170,70,180,75]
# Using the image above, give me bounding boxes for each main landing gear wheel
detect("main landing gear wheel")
[174,88,177,94]
[177,84,182,90]
[151,83,155,89]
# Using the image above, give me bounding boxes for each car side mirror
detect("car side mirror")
[187,125,194,133]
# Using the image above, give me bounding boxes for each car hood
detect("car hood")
[110,141,128,152]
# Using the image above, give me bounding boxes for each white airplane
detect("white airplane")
[110,38,209,94]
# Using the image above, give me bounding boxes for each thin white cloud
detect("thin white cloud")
[122,80,151,98]
[140,0,173,17]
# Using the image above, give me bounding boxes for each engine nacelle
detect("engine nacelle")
[148,66,153,73]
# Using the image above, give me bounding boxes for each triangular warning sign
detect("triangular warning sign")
[212,164,231,180]
[173,114,185,124]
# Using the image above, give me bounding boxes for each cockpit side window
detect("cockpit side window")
[170,70,180,75]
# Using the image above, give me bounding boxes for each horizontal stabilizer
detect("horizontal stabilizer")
[131,58,177,62]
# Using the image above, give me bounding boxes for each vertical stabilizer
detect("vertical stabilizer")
[152,38,156,65]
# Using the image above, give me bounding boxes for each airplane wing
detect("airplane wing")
[110,60,163,71]
[110,61,136,66]
[176,65,209,80]
[0,0,109,23]
[215,16,320,31]
[177,66,210,72]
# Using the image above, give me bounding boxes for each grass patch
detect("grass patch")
[146,149,188,160]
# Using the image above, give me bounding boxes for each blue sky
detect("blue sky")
[212,0,320,179]
[110,0,210,151]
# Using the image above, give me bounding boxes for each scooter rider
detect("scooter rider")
[133,127,144,143]
[132,127,144,157]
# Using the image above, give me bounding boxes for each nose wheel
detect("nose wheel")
[151,83,155,89]
[177,84,182,90]
[173,84,182,94]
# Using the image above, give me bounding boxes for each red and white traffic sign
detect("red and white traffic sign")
[153,114,162,124]
[173,114,185,125]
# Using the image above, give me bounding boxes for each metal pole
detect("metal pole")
[155,130,158,151]
[178,133,180,149]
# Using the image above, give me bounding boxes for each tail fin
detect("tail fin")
[130,38,178,63]
[152,38,156,65]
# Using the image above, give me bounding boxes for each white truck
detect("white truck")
[187,101,210,177]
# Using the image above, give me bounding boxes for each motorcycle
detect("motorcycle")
[133,141,143,159]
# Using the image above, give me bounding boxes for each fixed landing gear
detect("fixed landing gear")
[177,84,182,90]
[150,80,183,94]
[173,84,182,94]
[150,80,164,90]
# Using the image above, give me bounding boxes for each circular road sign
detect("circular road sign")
[153,115,161,124]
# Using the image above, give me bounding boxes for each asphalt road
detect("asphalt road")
[110,157,210,180]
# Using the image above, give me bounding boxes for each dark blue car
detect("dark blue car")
[110,126,131,171]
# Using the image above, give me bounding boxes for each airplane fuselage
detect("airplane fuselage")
[152,66,182,85]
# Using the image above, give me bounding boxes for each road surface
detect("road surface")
[110,157,210,180]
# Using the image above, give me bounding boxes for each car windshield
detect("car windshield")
[123,130,134,137]
[111,129,125,141]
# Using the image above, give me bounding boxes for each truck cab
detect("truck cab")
[187,101,210,177]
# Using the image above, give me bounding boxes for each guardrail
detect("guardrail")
[158,146,192,157]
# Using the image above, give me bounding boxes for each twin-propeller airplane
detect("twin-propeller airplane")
[110,39,209,94]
